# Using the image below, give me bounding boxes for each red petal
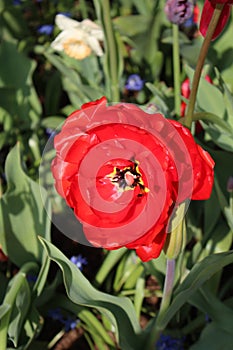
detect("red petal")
[168,120,214,200]
[134,229,168,262]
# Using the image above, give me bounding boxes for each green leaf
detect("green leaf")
[39,238,145,350]
[134,276,145,319]
[0,304,11,318]
[0,144,51,267]
[124,264,144,290]
[146,250,233,331]
[0,272,27,349]
[190,322,233,350]
[214,177,233,231]
[193,112,233,134]
[0,40,41,120]
[186,65,226,118]
[113,15,151,36]
[40,116,65,130]
[23,306,44,348]
[8,277,31,347]
[189,286,233,334]
[204,187,221,236]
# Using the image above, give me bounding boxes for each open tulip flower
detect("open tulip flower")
[200,0,233,39]
[51,14,104,59]
[51,97,214,262]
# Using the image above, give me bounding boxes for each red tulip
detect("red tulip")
[200,0,233,40]
[181,76,213,117]
[52,97,214,261]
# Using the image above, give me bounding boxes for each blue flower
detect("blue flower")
[12,0,22,5]
[27,274,37,283]
[45,128,57,138]
[58,12,71,18]
[125,74,144,91]
[156,334,185,350]
[47,308,64,322]
[70,254,88,271]
[37,24,54,35]
[62,317,80,332]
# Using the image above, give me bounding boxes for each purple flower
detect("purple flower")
[70,254,88,271]
[227,176,233,192]
[165,0,194,25]
[156,334,185,350]
[125,74,144,91]
[37,24,54,35]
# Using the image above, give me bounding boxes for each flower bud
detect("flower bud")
[165,0,194,25]
[163,202,187,259]
[227,176,233,193]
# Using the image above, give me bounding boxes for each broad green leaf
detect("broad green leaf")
[214,178,233,231]
[113,15,151,36]
[204,187,221,236]
[40,238,146,350]
[189,287,233,334]
[8,278,31,347]
[2,7,29,40]
[0,144,51,267]
[145,250,233,333]
[40,117,65,130]
[0,272,27,349]
[0,304,10,318]
[202,122,233,152]
[131,0,155,15]
[180,37,203,67]
[186,65,226,118]
[23,306,44,348]
[193,112,233,134]
[190,322,233,350]
[0,40,41,121]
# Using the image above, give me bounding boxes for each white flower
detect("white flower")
[51,14,104,60]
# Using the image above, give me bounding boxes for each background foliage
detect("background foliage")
[0,0,233,349]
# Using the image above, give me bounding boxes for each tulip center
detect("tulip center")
[63,38,91,60]
[109,161,149,197]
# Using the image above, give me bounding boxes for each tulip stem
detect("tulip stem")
[184,4,224,129]
[100,0,120,102]
[172,24,181,117]
[147,258,176,349]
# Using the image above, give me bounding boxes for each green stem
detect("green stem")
[101,0,120,102]
[148,259,176,349]
[172,24,181,116]
[184,4,224,128]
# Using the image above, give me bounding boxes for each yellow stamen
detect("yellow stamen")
[63,38,91,60]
